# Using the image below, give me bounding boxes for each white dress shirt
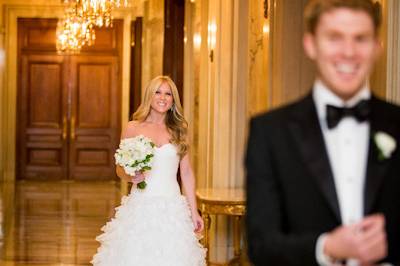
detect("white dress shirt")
[313,80,370,266]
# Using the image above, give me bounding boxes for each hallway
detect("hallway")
[0,181,121,265]
[1,0,400,265]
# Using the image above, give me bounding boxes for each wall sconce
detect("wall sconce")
[208,22,217,62]
[263,23,270,34]
[0,49,5,69]
[193,33,201,50]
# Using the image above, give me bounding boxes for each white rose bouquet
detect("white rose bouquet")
[114,135,155,189]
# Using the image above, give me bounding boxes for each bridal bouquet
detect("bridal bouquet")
[114,135,155,189]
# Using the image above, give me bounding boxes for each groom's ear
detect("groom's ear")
[303,33,316,60]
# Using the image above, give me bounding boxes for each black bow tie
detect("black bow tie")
[326,99,371,129]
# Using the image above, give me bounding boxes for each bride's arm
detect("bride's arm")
[116,165,132,182]
[180,154,204,233]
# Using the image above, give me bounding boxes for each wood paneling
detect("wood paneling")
[18,53,68,180]
[163,0,184,99]
[19,18,58,50]
[18,18,122,53]
[17,18,122,181]
[27,149,61,165]
[76,150,109,165]
[28,63,62,126]
[69,55,120,180]
[130,18,143,115]
[80,23,122,53]
[77,64,111,128]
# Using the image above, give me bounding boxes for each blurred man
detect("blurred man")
[245,0,400,265]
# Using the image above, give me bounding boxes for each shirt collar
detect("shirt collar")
[312,79,371,122]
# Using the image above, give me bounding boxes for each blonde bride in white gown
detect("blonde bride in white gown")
[91,76,206,266]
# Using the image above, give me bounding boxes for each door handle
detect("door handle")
[62,116,67,140]
[71,116,76,140]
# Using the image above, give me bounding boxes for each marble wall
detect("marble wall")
[386,0,400,104]
[0,28,4,182]
[183,0,313,263]
[370,0,388,98]
[183,0,201,174]
[184,0,250,263]
[141,0,164,89]
[247,0,270,116]
[269,0,315,107]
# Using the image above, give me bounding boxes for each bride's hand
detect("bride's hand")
[191,211,204,233]
[131,171,146,184]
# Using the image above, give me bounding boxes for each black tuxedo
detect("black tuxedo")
[245,93,400,266]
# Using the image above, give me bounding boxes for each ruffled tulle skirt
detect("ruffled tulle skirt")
[91,192,206,266]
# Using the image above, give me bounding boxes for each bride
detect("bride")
[91,76,206,266]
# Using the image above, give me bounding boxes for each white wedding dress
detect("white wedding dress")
[91,144,206,266]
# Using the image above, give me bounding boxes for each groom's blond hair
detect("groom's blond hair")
[304,0,382,35]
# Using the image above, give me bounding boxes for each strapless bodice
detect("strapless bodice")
[131,144,181,197]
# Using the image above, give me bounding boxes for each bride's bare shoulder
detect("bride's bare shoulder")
[122,120,144,138]
[127,120,142,128]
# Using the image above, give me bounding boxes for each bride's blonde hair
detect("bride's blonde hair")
[132,76,188,157]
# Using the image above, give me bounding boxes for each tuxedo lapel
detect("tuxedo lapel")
[288,94,341,222]
[364,96,392,215]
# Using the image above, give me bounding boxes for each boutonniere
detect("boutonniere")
[374,131,397,161]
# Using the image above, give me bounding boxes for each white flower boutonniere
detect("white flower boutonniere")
[374,131,397,161]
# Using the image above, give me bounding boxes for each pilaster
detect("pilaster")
[386,0,400,103]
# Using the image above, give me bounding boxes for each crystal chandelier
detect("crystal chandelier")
[63,0,129,27]
[57,0,129,53]
[56,5,95,53]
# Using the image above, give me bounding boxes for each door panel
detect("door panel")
[78,64,111,128]
[69,56,120,180]
[28,64,62,127]
[18,18,58,51]
[18,54,68,180]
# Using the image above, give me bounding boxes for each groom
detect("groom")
[245,0,400,265]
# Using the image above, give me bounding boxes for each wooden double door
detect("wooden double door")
[17,19,122,180]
